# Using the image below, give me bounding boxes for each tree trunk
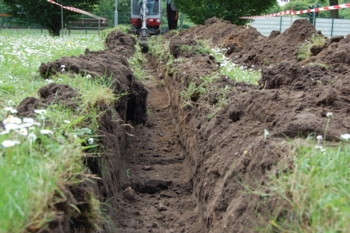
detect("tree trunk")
[329,0,339,18]
[47,24,61,37]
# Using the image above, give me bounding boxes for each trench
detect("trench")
[113,54,204,233]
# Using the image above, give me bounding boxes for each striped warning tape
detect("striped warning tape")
[241,3,350,19]
[47,0,107,23]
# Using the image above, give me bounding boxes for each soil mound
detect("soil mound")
[160,17,350,232]
[104,30,137,55]
[17,83,80,118]
[38,33,147,124]
[306,34,350,74]
[172,18,319,68]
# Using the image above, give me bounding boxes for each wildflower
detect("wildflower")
[326,112,333,118]
[23,118,34,123]
[7,100,14,106]
[27,133,37,143]
[3,115,22,125]
[34,109,47,115]
[340,134,350,141]
[40,129,53,135]
[88,138,94,145]
[3,107,14,111]
[63,120,71,124]
[61,65,65,72]
[18,128,28,136]
[10,109,18,114]
[4,123,19,131]
[2,139,20,148]
[86,74,91,79]
[316,135,323,141]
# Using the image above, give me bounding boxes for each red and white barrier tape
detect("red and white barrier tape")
[47,0,107,23]
[241,3,350,19]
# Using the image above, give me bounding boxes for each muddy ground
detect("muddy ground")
[19,18,350,232]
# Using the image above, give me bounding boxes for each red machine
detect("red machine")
[130,0,162,51]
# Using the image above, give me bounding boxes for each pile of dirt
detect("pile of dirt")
[38,37,147,124]
[17,83,80,118]
[15,32,148,232]
[158,18,350,232]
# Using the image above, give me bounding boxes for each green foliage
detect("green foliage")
[1,0,99,36]
[95,0,130,13]
[0,33,106,232]
[173,0,276,25]
[261,140,350,232]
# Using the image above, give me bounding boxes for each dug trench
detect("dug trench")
[21,17,350,233]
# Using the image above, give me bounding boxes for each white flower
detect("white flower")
[18,128,28,136]
[23,118,34,123]
[3,107,14,111]
[88,138,94,145]
[316,135,323,141]
[40,129,53,135]
[7,100,14,106]
[3,115,22,125]
[86,74,91,79]
[4,123,20,131]
[10,109,18,114]
[326,112,333,118]
[34,109,47,115]
[27,133,37,143]
[63,120,71,124]
[340,134,350,141]
[2,139,20,148]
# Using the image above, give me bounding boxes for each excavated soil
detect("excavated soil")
[17,18,350,233]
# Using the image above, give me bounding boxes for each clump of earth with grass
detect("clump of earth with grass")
[5,17,350,233]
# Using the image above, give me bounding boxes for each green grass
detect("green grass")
[297,34,327,61]
[0,32,107,232]
[259,139,350,232]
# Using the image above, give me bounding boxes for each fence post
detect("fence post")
[279,16,282,32]
[98,18,101,36]
[114,0,118,27]
[180,13,184,28]
[331,18,334,37]
[61,6,64,37]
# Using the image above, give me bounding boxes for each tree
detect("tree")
[95,0,130,13]
[1,0,99,36]
[173,0,277,25]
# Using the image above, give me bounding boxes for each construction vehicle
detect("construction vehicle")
[130,0,161,51]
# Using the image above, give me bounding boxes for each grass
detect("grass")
[148,35,260,121]
[297,34,327,61]
[0,31,108,232]
[258,138,350,232]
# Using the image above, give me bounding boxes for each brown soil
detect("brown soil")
[17,18,350,233]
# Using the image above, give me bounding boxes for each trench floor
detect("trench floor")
[115,55,204,233]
